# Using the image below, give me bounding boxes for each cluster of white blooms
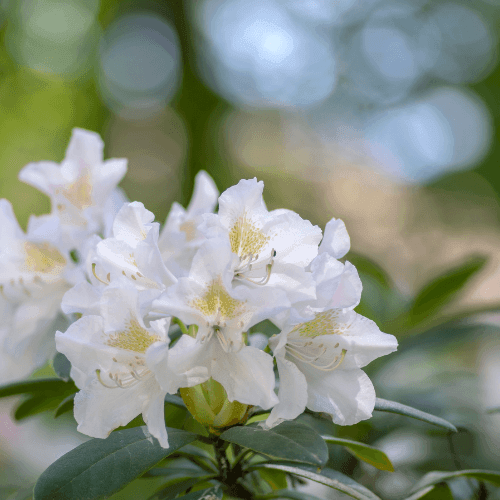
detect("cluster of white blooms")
[0,129,397,448]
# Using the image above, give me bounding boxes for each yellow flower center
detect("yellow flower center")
[229,213,270,257]
[61,173,93,210]
[191,277,245,321]
[291,310,350,338]
[24,242,66,275]
[107,319,160,353]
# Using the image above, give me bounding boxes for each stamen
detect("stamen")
[285,344,347,372]
[216,329,230,351]
[314,349,347,371]
[92,263,110,285]
[96,369,119,389]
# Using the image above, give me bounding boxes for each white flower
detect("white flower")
[89,202,176,293]
[56,279,204,448]
[154,237,285,409]
[266,253,397,428]
[158,171,219,277]
[0,199,81,382]
[318,217,351,260]
[201,178,322,303]
[18,128,127,247]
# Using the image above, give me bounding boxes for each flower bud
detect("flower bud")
[180,378,250,433]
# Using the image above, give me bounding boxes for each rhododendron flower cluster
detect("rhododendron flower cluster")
[0,129,397,449]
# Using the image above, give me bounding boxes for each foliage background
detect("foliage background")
[1,0,500,498]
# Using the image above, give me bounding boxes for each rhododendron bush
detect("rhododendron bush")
[1,129,499,500]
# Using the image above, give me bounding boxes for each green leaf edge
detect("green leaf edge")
[322,436,394,472]
[374,398,457,432]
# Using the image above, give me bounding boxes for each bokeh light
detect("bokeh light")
[195,0,337,108]
[98,13,182,119]
[364,87,492,183]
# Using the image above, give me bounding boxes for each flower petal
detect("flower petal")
[143,389,169,448]
[304,367,375,425]
[265,353,308,428]
[112,202,155,247]
[18,161,64,197]
[210,342,278,409]
[61,281,102,316]
[319,218,350,259]
[185,170,219,218]
[147,334,210,394]
[64,128,103,170]
[74,376,154,439]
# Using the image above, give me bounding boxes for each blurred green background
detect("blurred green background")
[1,0,500,498]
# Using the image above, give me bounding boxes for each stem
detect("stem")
[172,317,189,335]
[233,449,254,470]
[212,439,257,499]
[214,439,230,483]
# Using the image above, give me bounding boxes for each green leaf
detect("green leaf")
[256,490,330,500]
[5,486,34,500]
[52,353,71,381]
[12,379,78,421]
[54,394,75,418]
[257,468,288,490]
[0,378,76,399]
[322,436,394,472]
[486,407,500,414]
[148,477,212,500]
[409,470,500,495]
[347,253,392,289]
[251,464,381,500]
[14,395,62,421]
[220,421,328,467]
[404,484,453,500]
[176,487,222,500]
[409,255,487,321]
[164,393,187,409]
[33,426,199,500]
[374,398,457,432]
[142,467,209,479]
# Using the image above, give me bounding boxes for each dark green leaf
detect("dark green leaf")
[257,468,288,490]
[164,393,187,409]
[409,255,487,321]
[142,467,208,478]
[33,426,198,500]
[148,477,211,500]
[374,398,457,432]
[176,487,222,500]
[13,380,78,421]
[409,470,500,495]
[54,394,75,418]
[220,421,328,467]
[0,378,76,399]
[52,353,71,381]
[404,483,453,500]
[14,395,63,421]
[256,490,330,500]
[251,464,381,500]
[322,436,394,472]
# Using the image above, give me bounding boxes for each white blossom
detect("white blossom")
[18,128,127,248]
[200,178,322,303]
[158,170,219,277]
[56,279,204,448]
[89,202,176,294]
[0,199,81,382]
[266,253,397,428]
[154,237,285,410]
